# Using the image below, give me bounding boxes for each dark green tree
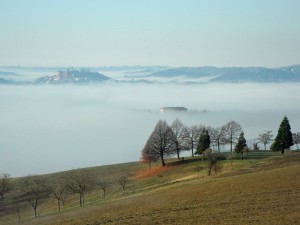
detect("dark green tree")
[234,132,247,160]
[195,129,210,160]
[271,116,293,154]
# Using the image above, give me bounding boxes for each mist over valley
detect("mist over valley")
[1,68,299,176]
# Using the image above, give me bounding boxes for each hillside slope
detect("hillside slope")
[8,151,300,225]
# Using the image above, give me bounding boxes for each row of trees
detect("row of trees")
[0,170,130,218]
[141,119,244,167]
[141,116,297,167]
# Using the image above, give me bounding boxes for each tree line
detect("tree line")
[141,116,297,167]
[0,170,130,219]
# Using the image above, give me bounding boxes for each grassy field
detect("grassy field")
[1,151,300,225]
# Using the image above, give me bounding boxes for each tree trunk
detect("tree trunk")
[17,208,21,221]
[34,199,38,217]
[241,152,244,160]
[230,134,233,153]
[281,148,284,154]
[208,164,212,176]
[160,153,165,166]
[80,193,83,207]
[264,144,267,151]
[57,198,61,212]
[177,148,180,160]
[191,142,194,157]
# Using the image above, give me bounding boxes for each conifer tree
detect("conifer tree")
[196,129,210,160]
[234,132,247,160]
[271,116,293,154]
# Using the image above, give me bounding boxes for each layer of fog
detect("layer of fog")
[1,83,300,177]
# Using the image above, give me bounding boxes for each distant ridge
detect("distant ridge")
[1,65,300,85]
[34,69,110,84]
[144,65,300,83]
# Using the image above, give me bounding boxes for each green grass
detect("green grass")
[1,151,300,225]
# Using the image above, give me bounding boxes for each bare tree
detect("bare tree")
[222,121,243,153]
[207,126,225,153]
[170,118,186,160]
[50,182,67,212]
[141,140,160,170]
[293,132,300,150]
[119,175,129,195]
[253,142,260,150]
[182,125,202,157]
[257,130,273,150]
[141,120,176,166]
[19,175,49,217]
[206,151,222,176]
[65,171,92,207]
[0,172,12,200]
[97,179,108,198]
[207,154,218,176]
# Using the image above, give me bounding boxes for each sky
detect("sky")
[0,0,300,67]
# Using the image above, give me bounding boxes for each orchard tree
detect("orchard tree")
[119,175,129,195]
[222,121,243,153]
[234,132,247,160]
[195,129,210,160]
[182,125,202,157]
[141,120,175,166]
[206,152,222,176]
[19,176,49,217]
[170,118,186,160]
[65,171,93,207]
[97,179,108,198]
[271,116,293,154]
[257,130,273,150]
[293,132,300,150]
[50,182,67,212]
[0,172,12,200]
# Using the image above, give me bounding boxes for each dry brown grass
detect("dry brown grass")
[133,165,174,179]
[7,152,300,225]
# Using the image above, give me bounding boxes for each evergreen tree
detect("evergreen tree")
[195,129,210,159]
[271,116,293,154]
[234,132,247,160]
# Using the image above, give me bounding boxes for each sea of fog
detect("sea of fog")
[1,83,300,177]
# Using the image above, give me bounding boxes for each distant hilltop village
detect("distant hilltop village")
[34,69,110,84]
[160,107,188,113]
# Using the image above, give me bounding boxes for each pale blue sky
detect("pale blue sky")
[0,0,299,67]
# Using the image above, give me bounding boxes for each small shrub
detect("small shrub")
[226,152,236,160]
[214,153,227,160]
[194,166,202,172]
[213,162,223,174]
